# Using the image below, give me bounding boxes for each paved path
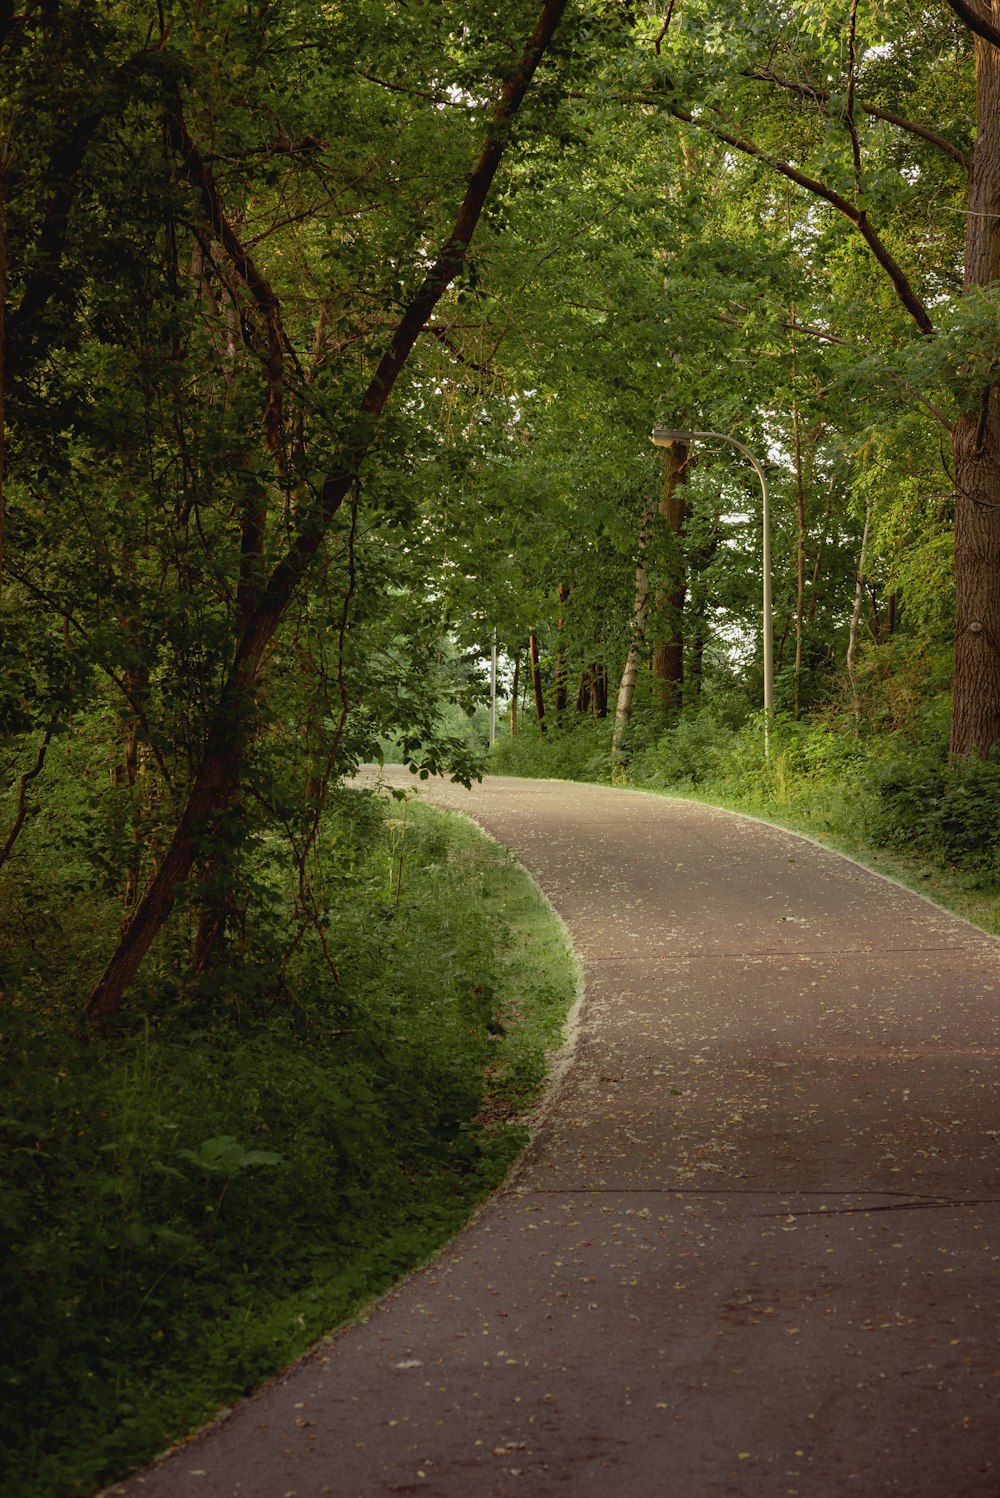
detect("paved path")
[108,775,1000,1497]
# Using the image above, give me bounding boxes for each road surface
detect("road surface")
[105,773,1000,1497]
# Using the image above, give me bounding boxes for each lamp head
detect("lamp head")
[651,426,697,447]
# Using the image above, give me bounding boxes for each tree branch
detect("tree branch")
[85,0,571,1024]
[5,560,179,786]
[430,324,494,375]
[232,0,571,680]
[669,103,935,336]
[945,0,1000,48]
[716,305,954,430]
[0,726,54,870]
[6,51,171,376]
[653,1,677,55]
[165,87,288,459]
[357,70,474,108]
[747,68,970,170]
[568,78,969,170]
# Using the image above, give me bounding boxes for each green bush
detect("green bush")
[0,794,576,1498]
[869,746,1000,874]
[632,708,738,787]
[489,716,613,782]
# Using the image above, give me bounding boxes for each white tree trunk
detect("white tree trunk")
[612,507,656,763]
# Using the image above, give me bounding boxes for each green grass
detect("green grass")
[0,793,578,1498]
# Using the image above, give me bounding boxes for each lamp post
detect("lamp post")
[489,633,498,748]
[650,426,773,758]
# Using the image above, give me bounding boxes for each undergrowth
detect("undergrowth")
[0,792,576,1498]
[488,716,615,783]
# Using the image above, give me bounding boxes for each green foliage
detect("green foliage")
[0,794,576,1498]
[870,745,1000,877]
[5,0,998,1490]
[489,718,615,782]
[1,0,997,1478]
[3,0,989,1032]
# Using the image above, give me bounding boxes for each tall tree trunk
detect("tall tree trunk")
[554,582,569,713]
[85,0,570,1024]
[592,662,608,719]
[652,442,689,717]
[792,401,807,718]
[528,631,546,730]
[612,507,655,764]
[510,650,520,736]
[116,658,150,931]
[847,508,870,724]
[951,11,1000,756]
[0,141,7,586]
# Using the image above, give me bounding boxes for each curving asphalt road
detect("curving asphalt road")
[105,773,1000,1497]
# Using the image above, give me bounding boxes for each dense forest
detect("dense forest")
[3,0,1000,1493]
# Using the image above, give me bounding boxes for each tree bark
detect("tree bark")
[592,662,608,718]
[951,6,1000,756]
[792,402,807,718]
[612,507,656,763]
[85,0,570,1024]
[510,650,520,736]
[652,441,689,717]
[847,508,870,723]
[528,632,546,730]
[554,582,569,713]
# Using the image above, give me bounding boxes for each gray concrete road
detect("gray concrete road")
[105,774,1000,1497]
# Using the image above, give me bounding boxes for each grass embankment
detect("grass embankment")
[0,794,577,1498]
[488,710,1000,937]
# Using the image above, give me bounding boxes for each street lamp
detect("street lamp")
[650,426,773,758]
[489,632,498,748]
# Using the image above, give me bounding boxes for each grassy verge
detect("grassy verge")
[0,793,577,1498]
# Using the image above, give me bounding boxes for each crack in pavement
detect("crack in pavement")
[756,1199,1000,1216]
[510,1185,1000,1205]
[589,944,993,961]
